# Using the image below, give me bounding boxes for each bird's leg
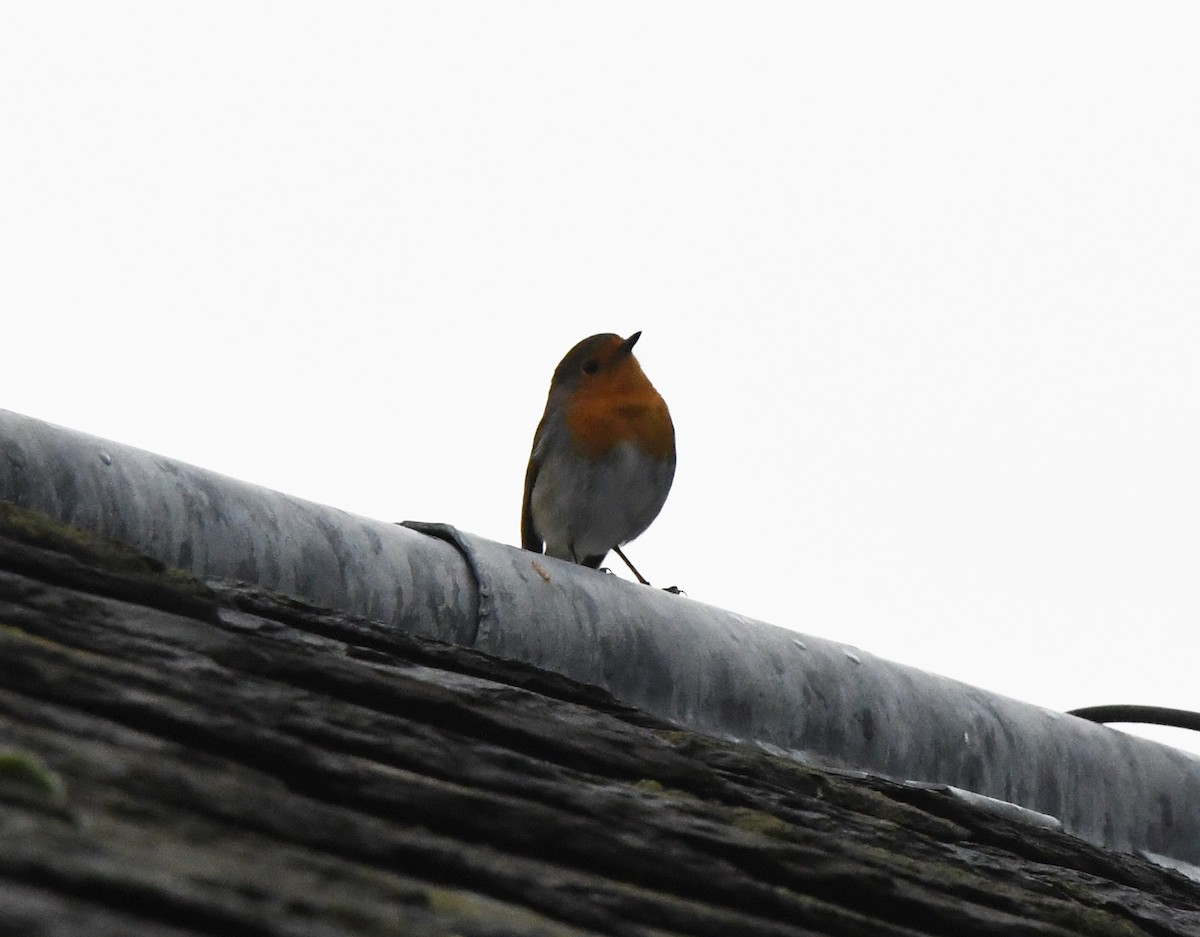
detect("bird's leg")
[612,545,651,586]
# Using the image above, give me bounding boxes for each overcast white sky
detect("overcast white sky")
[3,4,1198,755]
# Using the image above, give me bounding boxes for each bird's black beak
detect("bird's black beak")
[618,331,642,357]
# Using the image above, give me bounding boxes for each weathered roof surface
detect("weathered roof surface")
[2,503,1200,937]
[5,407,1199,868]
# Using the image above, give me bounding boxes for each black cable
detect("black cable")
[1068,705,1200,732]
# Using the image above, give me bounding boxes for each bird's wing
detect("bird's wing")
[520,463,542,552]
[520,420,549,552]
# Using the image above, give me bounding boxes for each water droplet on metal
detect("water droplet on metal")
[98,451,113,466]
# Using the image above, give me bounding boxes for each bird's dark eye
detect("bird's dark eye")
[582,359,599,375]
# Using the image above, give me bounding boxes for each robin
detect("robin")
[521,331,675,585]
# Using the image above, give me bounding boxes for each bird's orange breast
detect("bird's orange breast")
[564,362,675,461]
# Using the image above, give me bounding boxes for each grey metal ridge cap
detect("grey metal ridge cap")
[0,408,478,643]
[2,406,1200,869]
